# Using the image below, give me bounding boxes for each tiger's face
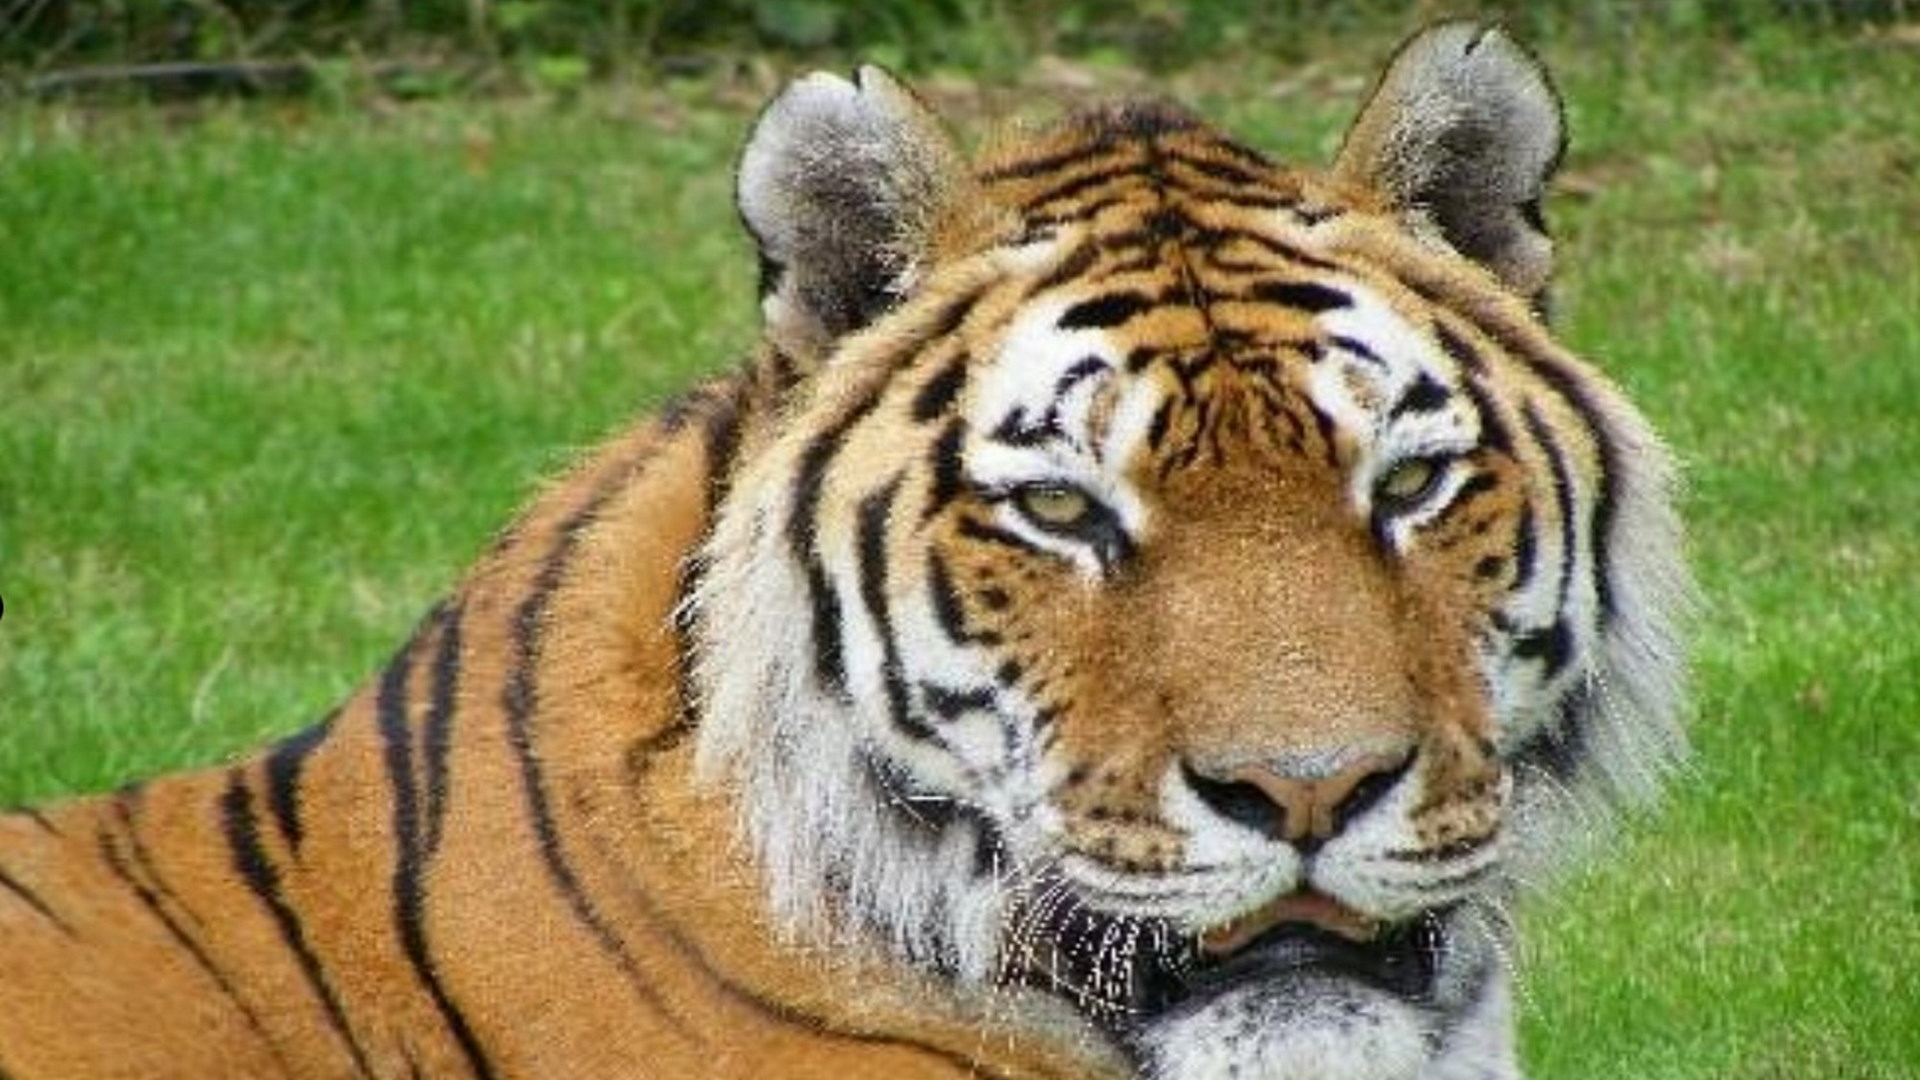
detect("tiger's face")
[698,24,1686,1080]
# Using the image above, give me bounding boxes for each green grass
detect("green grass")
[0,89,758,794]
[4,21,1918,1080]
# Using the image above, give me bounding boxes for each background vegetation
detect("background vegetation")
[8,0,1920,93]
[3,3,1917,1078]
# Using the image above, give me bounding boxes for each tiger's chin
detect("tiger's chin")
[1123,907,1446,1080]
[1131,971,1432,1080]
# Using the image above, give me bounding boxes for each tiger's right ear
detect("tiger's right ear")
[1332,22,1565,306]
[736,66,968,364]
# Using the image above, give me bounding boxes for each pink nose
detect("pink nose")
[1185,750,1414,852]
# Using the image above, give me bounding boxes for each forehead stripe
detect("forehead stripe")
[1058,291,1156,330]
[1164,150,1273,190]
[1246,280,1352,313]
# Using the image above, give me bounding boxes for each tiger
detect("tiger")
[0,21,1688,1080]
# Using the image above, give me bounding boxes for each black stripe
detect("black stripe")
[912,356,968,423]
[0,862,71,936]
[856,476,935,741]
[980,143,1109,182]
[1512,620,1575,677]
[1145,399,1175,450]
[1016,164,1134,213]
[803,561,849,696]
[1447,471,1500,509]
[671,387,746,731]
[694,387,746,516]
[1511,505,1539,591]
[1390,372,1452,418]
[925,290,984,341]
[1435,322,1486,376]
[375,633,417,805]
[925,551,972,646]
[1514,683,1590,782]
[1059,290,1155,330]
[262,710,336,854]
[1249,280,1352,313]
[1166,149,1273,191]
[1303,399,1341,466]
[789,385,887,696]
[1458,373,1514,455]
[920,682,997,721]
[1202,190,1302,213]
[1204,229,1343,274]
[1330,334,1387,369]
[988,406,1056,448]
[924,420,968,522]
[381,611,499,1080]
[1052,355,1110,402]
[956,515,1046,555]
[421,604,463,858]
[1190,133,1276,171]
[1091,224,1168,254]
[1517,354,1620,619]
[1523,404,1580,620]
[220,771,373,1076]
[96,821,280,1054]
[1030,240,1101,295]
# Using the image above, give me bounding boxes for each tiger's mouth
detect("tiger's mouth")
[1008,888,1444,1033]
[1195,889,1386,957]
[1159,890,1446,1010]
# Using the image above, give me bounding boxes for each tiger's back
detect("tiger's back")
[0,23,1686,1080]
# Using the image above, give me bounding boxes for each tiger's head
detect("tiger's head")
[693,23,1687,1080]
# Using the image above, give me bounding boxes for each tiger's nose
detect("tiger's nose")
[1184,750,1415,853]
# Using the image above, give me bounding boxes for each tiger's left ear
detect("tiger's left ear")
[737,66,968,363]
[1333,22,1566,304]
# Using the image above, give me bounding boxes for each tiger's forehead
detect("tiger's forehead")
[944,104,1481,495]
[963,105,1386,357]
[972,101,1367,245]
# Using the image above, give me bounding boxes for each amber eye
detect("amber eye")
[1375,458,1445,509]
[1013,483,1096,530]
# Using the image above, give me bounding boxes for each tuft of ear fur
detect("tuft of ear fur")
[1334,22,1566,304]
[736,66,967,363]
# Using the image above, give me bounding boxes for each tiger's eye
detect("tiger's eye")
[1015,484,1094,529]
[1377,459,1441,504]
